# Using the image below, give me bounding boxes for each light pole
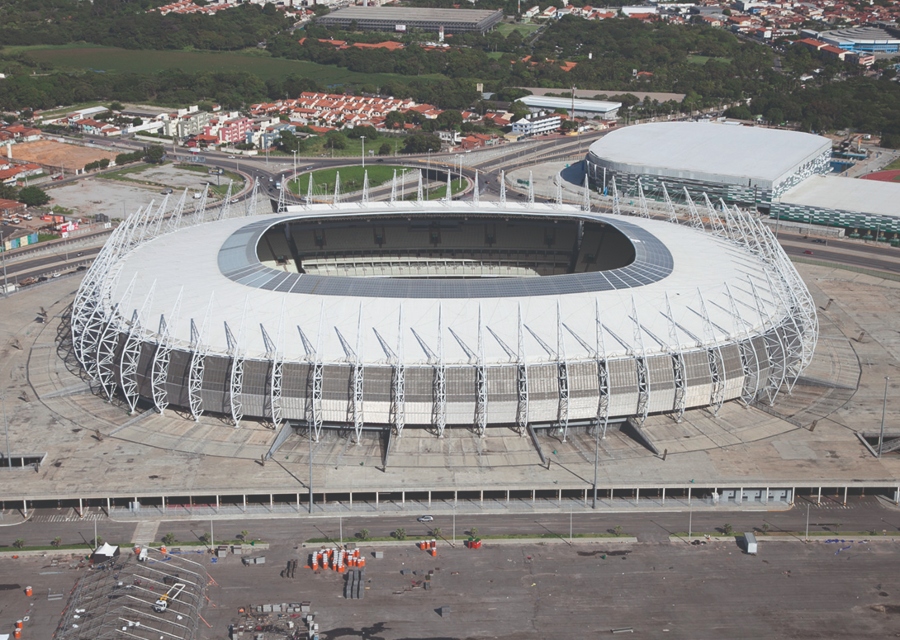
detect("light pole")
[592,422,600,508]
[879,376,890,457]
[0,231,8,297]
[688,507,692,538]
[360,136,366,170]
[2,391,9,468]
[805,502,810,541]
[292,149,298,196]
[308,426,314,514]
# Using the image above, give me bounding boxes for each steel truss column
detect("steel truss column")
[311,304,325,441]
[352,305,364,443]
[683,188,704,230]
[629,297,650,425]
[702,192,726,236]
[362,170,370,205]
[225,302,247,428]
[750,277,787,405]
[151,289,183,414]
[165,188,190,233]
[499,170,507,206]
[473,170,480,206]
[527,171,535,206]
[435,305,447,437]
[762,267,806,394]
[474,305,487,437]
[247,178,260,216]
[333,172,342,206]
[392,306,406,437]
[217,182,233,220]
[611,176,621,216]
[696,290,726,415]
[725,284,762,403]
[554,303,570,442]
[444,170,452,204]
[720,199,747,245]
[661,182,678,224]
[637,179,650,218]
[120,310,143,414]
[664,293,687,422]
[390,169,397,204]
[262,308,285,431]
[194,185,209,224]
[416,170,424,203]
[516,305,529,435]
[595,300,610,439]
[187,294,214,421]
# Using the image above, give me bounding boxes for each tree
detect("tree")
[12,539,25,549]
[51,536,61,548]
[761,523,770,535]
[385,110,406,130]
[325,132,347,150]
[238,530,249,541]
[146,144,165,164]
[356,529,370,541]
[17,186,49,206]
[377,141,392,156]
[199,532,210,544]
[469,527,478,537]
[93,536,103,547]
[431,527,442,538]
[393,528,406,541]
[162,533,176,546]
[613,525,623,537]
[402,133,441,154]
[723,523,734,535]
[131,117,143,127]
[109,102,124,112]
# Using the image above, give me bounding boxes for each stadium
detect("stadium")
[585,122,832,209]
[69,187,817,443]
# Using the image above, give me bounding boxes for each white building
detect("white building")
[511,112,561,137]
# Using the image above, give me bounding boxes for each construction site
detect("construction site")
[8,140,118,175]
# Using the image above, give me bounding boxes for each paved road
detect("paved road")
[7,495,898,548]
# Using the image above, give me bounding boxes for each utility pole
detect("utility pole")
[361,136,366,170]
[308,426,314,514]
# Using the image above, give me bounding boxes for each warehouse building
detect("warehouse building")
[519,95,622,121]
[315,7,504,34]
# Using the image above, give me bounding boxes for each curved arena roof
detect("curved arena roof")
[70,200,817,436]
[586,122,832,190]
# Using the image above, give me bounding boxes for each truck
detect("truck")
[743,532,758,555]
[152,582,185,613]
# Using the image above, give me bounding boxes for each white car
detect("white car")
[417,515,434,523]
[228,155,235,159]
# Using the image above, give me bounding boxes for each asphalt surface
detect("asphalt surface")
[8,495,899,549]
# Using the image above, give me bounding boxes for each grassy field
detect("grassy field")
[14,44,443,85]
[288,165,406,194]
[290,164,466,200]
[882,157,900,172]
[496,23,542,36]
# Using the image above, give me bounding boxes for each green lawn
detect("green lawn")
[288,165,407,195]
[496,23,541,36]
[882,157,900,172]
[15,44,443,85]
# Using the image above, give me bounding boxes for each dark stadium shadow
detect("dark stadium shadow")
[559,161,587,188]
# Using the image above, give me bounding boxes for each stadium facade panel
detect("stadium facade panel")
[585,122,832,208]
[70,200,816,441]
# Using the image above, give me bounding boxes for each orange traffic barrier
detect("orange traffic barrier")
[15,620,23,629]
[24,586,32,597]
[14,629,21,639]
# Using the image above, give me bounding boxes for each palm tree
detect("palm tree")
[357,529,370,541]
[431,527,442,538]
[393,528,406,541]
[51,537,62,548]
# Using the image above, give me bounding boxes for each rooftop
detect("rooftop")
[779,174,900,217]
[520,95,622,113]
[587,122,832,184]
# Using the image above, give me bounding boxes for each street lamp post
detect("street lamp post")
[292,149,298,196]
[879,376,890,457]
[361,136,366,170]
[308,426,314,514]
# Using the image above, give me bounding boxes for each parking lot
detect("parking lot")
[4,534,890,639]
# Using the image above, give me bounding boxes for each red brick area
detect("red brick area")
[861,169,900,182]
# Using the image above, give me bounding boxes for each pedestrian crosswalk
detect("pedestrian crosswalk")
[30,510,105,523]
